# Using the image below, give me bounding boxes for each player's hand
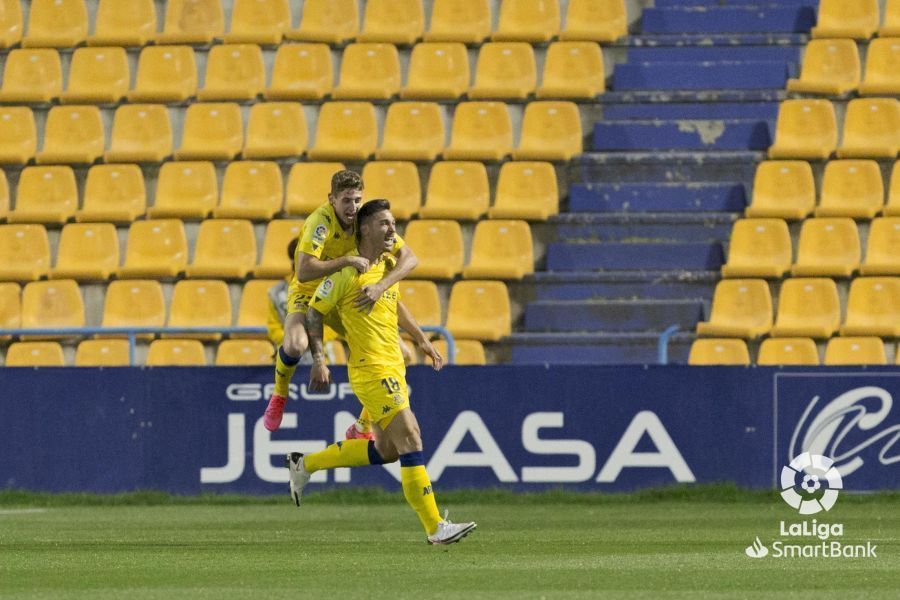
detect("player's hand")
[345,256,371,274]
[309,362,332,392]
[353,282,385,313]
[419,339,443,371]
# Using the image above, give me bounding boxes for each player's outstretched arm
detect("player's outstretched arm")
[297,252,369,282]
[397,301,443,371]
[305,307,332,391]
[354,245,419,311]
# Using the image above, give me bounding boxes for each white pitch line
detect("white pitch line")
[0,508,48,515]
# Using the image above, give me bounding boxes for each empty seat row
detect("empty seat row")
[811,0,900,40]
[787,38,900,96]
[688,337,899,366]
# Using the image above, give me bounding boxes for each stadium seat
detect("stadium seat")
[420,161,489,220]
[792,218,861,278]
[376,102,445,162]
[157,0,224,44]
[433,339,486,365]
[75,339,131,366]
[815,160,884,219]
[446,281,512,341]
[560,0,627,43]
[768,99,837,160]
[22,0,87,48]
[333,43,401,100]
[837,98,900,159]
[35,106,105,165]
[745,161,815,220]
[493,0,560,43]
[224,0,289,45]
[88,0,156,47]
[358,0,424,44]
[695,279,772,339]
[235,278,279,337]
[399,280,442,328]
[401,43,470,100]
[148,162,217,219]
[215,339,274,365]
[166,279,232,341]
[403,220,464,279]
[147,339,207,365]
[0,170,7,220]
[885,161,900,217]
[197,44,266,101]
[463,220,534,280]
[285,162,344,215]
[687,339,750,366]
[243,102,308,159]
[0,107,36,166]
[811,0,878,40]
[0,49,61,103]
[77,165,146,224]
[104,104,173,163]
[128,46,198,103]
[786,39,860,96]
[444,102,513,161]
[174,103,244,161]
[488,161,559,221]
[840,277,900,337]
[21,279,85,336]
[824,337,887,365]
[285,0,358,44]
[770,278,841,338]
[214,161,283,220]
[860,217,900,275]
[255,220,303,278]
[537,41,605,99]
[513,101,583,161]
[424,0,490,43]
[265,43,333,101]
[469,42,537,100]
[101,279,166,338]
[0,0,22,48]
[0,224,50,281]
[857,38,900,96]
[8,166,77,225]
[881,0,900,37]
[308,102,377,161]
[5,342,65,366]
[362,162,421,220]
[60,47,130,104]
[757,338,820,366]
[720,218,792,279]
[186,219,257,279]
[118,219,189,278]
[50,223,119,281]
[0,282,19,340]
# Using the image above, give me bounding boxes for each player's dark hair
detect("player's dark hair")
[330,169,363,196]
[356,199,391,241]
[287,237,298,262]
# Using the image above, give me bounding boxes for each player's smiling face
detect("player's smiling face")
[330,188,363,230]
[362,209,397,252]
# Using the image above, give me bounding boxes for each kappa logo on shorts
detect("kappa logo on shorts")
[382,405,390,414]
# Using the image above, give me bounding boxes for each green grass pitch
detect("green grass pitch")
[1,488,898,599]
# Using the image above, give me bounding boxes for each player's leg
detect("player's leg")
[265,310,308,432]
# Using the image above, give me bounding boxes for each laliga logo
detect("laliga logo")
[780,452,843,515]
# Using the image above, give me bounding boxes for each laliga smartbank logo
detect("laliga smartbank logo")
[744,452,877,560]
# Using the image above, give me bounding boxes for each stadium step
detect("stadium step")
[602,102,780,121]
[592,119,773,151]
[545,242,726,271]
[507,332,695,365]
[625,47,800,64]
[641,6,816,34]
[653,0,818,7]
[523,299,706,333]
[612,61,794,91]
[567,182,747,213]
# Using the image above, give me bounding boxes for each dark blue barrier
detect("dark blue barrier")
[546,242,726,271]
[569,182,748,213]
[593,120,773,152]
[613,62,793,91]
[523,299,704,332]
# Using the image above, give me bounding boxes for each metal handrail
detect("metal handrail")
[657,325,681,365]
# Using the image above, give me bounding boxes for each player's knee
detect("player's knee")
[283,329,308,357]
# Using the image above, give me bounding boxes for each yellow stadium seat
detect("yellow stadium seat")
[362,162,421,220]
[444,102,513,161]
[285,162,344,215]
[560,0,627,43]
[0,107,36,165]
[513,101,583,161]
[166,279,232,341]
[824,337,886,365]
[861,217,900,275]
[840,277,900,337]
[174,103,244,161]
[5,342,64,366]
[420,161,489,220]
[215,339,274,365]
[858,38,900,96]
[720,218,792,279]
[119,219,188,278]
[8,166,77,225]
[745,161,815,220]
[22,0,87,48]
[157,0,224,44]
[792,218,860,278]
[463,219,535,280]
[695,279,772,339]
[399,280,442,328]
[401,42,469,101]
[0,282,19,340]
[243,102,308,159]
[76,165,145,224]
[537,41,605,99]
[235,278,279,337]
[308,102,377,161]
[214,161,283,220]
[768,99,837,160]
[687,339,750,366]
[101,279,166,338]
[60,47,129,104]
[0,0,22,49]
[786,39,860,96]
[333,43,401,100]
[148,162,217,220]
[88,0,156,47]
[0,224,50,281]
[35,106,104,165]
[446,281,511,341]
[885,161,900,216]
[224,0,289,45]
[21,279,85,336]
[75,339,130,366]
[488,161,559,221]
[186,219,257,279]
[255,220,303,278]
[358,0,423,44]
[837,98,900,159]
[104,105,173,163]
[197,44,266,102]
[50,223,118,281]
[376,102,445,162]
[880,0,900,37]
[771,278,841,338]
[493,0,560,42]
[811,0,878,40]
[0,49,62,103]
[815,160,884,219]
[403,220,464,279]
[425,0,490,43]
[285,0,358,44]
[128,46,198,103]
[469,42,537,100]
[433,339,486,365]
[265,43,333,101]
[757,338,820,366]
[147,339,207,365]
